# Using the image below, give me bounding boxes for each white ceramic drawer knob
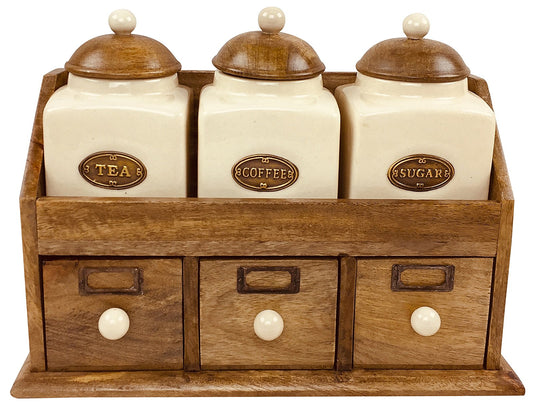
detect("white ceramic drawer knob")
[411,306,441,337]
[254,309,284,341]
[98,308,130,340]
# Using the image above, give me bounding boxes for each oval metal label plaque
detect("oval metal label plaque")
[387,154,454,192]
[79,151,147,190]
[232,154,299,192]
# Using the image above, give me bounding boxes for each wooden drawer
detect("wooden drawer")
[354,257,493,369]
[199,258,338,369]
[43,258,183,371]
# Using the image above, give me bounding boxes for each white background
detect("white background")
[1,0,531,402]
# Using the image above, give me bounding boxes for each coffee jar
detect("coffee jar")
[43,9,191,197]
[197,7,340,198]
[335,13,495,200]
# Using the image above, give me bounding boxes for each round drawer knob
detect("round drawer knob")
[98,308,130,340]
[411,306,441,337]
[254,309,284,341]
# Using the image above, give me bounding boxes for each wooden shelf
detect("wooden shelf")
[13,69,524,396]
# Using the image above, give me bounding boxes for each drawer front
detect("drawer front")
[200,258,338,369]
[43,258,183,371]
[354,257,493,368]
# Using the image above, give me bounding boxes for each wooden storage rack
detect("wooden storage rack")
[11,69,525,397]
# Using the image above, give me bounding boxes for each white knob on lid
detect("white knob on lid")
[254,309,284,341]
[410,306,441,337]
[98,308,130,340]
[258,7,285,34]
[403,13,430,40]
[109,9,137,35]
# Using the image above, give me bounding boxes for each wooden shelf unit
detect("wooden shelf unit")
[11,70,524,397]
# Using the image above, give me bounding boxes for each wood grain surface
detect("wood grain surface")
[212,28,325,80]
[65,33,181,79]
[19,69,68,371]
[468,75,514,369]
[354,257,493,368]
[43,258,183,371]
[335,256,356,370]
[183,256,200,371]
[199,258,338,369]
[486,197,514,369]
[356,36,470,83]
[36,198,501,257]
[11,355,524,397]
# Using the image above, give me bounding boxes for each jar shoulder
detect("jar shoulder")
[199,84,339,115]
[336,84,494,119]
[44,83,191,113]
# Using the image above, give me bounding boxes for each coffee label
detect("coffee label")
[232,154,298,192]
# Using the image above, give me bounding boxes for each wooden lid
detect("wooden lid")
[65,10,181,79]
[212,7,325,81]
[356,13,470,83]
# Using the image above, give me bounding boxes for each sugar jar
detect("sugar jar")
[335,13,496,200]
[198,7,340,198]
[43,10,191,197]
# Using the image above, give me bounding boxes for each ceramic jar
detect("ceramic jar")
[44,10,191,197]
[335,14,496,200]
[198,7,340,198]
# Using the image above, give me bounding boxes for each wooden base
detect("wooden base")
[11,355,524,397]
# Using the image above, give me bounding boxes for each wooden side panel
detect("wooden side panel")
[469,74,514,369]
[335,256,356,370]
[354,258,493,369]
[36,198,501,257]
[20,195,45,371]
[20,69,68,371]
[43,258,183,371]
[21,69,68,197]
[468,75,493,109]
[200,259,338,369]
[485,121,514,370]
[489,130,514,202]
[183,257,200,371]
[485,198,514,369]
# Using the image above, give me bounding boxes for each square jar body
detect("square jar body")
[198,73,341,198]
[43,75,191,197]
[335,78,496,200]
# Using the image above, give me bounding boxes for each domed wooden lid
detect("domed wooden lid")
[212,7,325,81]
[356,13,470,83]
[65,10,181,79]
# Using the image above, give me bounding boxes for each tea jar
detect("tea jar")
[44,10,190,197]
[198,7,340,198]
[335,13,495,200]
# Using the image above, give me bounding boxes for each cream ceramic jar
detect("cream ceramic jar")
[198,7,340,198]
[335,14,495,200]
[44,10,190,197]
